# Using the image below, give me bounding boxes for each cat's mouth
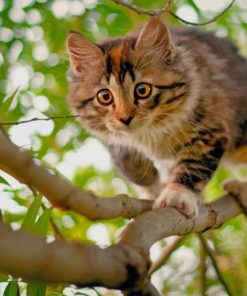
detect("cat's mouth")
[106,116,150,135]
[106,122,132,134]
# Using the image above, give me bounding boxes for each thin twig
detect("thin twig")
[198,234,232,296]
[149,236,184,274]
[168,0,235,26]
[199,237,207,296]
[0,115,79,126]
[112,0,235,26]
[113,0,170,16]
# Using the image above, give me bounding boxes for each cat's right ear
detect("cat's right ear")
[135,17,175,61]
[66,31,103,73]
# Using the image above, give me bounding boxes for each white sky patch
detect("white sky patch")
[46,53,59,67]
[9,109,54,146]
[42,150,59,165]
[0,171,26,214]
[33,42,49,62]
[31,72,45,89]
[69,1,85,15]
[87,223,110,245]
[32,95,50,112]
[7,41,23,64]
[26,8,42,25]
[9,7,26,23]
[25,26,44,42]
[0,193,26,214]
[8,64,33,90]
[111,178,128,194]
[176,4,199,23]
[0,27,14,42]
[62,214,75,229]
[237,0,247,9]
[51,0,69,18]
[55,124,79,147]
[14,0,34,9]
[57,137,112,179]
[51,0,86,18]
[84,0,98,9]
[194,0,232,12]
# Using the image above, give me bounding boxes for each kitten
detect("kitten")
[66,17,247,218]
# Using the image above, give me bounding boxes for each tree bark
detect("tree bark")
[0,128,245,295]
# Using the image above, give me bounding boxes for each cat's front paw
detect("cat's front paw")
[153,184,199,219]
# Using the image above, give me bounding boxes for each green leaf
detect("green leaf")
[34,208,52,235]
[0,87,19,118]
[0,175,10,186]
[21,196,42,232]
[27,282,46,296]
[3,280,19,296]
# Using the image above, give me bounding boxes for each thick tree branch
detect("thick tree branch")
[0,125,246,294]
[0,129,152,220]
[0,221,147,289]
[0,190,245,294]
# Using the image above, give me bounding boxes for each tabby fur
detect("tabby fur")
[66,17,247,218]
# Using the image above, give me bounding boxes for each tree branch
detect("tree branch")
[0,115,79,126]
[0,221,148,289]
[199,236,207,296]
[112,0,235,26]
[0,189,244,294]
[0,123,246,294]
[198,234,232,296]
[149,236,184,274]
[0,129,152,220]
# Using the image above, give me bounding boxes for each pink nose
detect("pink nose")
[114,106,136,126]
[119,116,134,126]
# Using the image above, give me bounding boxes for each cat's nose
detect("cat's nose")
[119,116,134,126]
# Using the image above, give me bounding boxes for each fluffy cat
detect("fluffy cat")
[66,17,247,218]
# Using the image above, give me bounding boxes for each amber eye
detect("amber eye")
[97,89,113,106]
[135,83,152,99]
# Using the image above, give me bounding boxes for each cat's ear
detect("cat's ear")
[135,17,175,61]
[66,31,103,73]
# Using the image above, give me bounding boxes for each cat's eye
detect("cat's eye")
[135,83,152,99]
[97,89,113,106]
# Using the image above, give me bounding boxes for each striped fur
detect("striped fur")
[67,17,247,218]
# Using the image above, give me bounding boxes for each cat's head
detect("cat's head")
[67,17,196,142]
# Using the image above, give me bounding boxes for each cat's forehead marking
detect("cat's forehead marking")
[105,43,135,85]
[119,61,135,84]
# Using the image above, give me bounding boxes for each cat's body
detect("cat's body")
[67,18,247,218]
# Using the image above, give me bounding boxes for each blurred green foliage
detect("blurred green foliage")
[0,0,247,295]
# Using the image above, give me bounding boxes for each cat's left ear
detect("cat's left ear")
[135,17,175,61]
[66,31,103,74]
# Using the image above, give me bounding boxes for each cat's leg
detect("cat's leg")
[154,130,228,218]
[108,145,161,199]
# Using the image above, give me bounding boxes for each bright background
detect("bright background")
[1,0,247,295]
